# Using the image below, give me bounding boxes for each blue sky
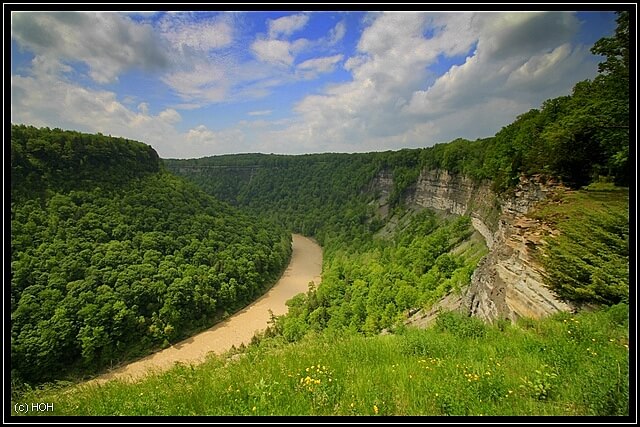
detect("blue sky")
[11,11,617,158]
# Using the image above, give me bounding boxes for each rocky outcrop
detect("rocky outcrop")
[368,169,394,218]
[405,170,500,246]
[396,170,575,326]
[466,208,575,323]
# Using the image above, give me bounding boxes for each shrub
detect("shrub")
[435,311,487,339]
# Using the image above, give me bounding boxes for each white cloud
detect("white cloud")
[328,21,346,45]
[28,55,72,76]
[266,11,600,154]
[251,38,294,66]
[258,13,475,151]
[183,125,250,156]
[504,43,589,93]
[268,14,309,38]
[290,38,310,54]
[156,12,330,107]
[161,62,228,103]
[250,13,313,72]
[158,13,233,53]
[11,11,606,158]
[11,12,170,83]
[11,56,253,158]
[11,12,344,112]
[404,13,593,118]
[297,54,343,76]
[122,95,137,106]
[137,102,150,114]
[11,57,181,157]
[159,108,182,124]
[478,12,580,61]
[185,124,217,143]
[248,110,272,116]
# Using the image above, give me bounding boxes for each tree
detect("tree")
[591,11,629,86]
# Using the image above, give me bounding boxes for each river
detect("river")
[91,234,322,384]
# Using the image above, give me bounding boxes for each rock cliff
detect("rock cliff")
[405,170,500,248]
[386,169,576,326]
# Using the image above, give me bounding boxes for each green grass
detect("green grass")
[12,304,628,416]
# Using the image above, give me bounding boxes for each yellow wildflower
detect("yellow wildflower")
[373,405,379,414]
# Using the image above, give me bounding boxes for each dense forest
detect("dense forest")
[165,149,446,245]
[10,126,292,384]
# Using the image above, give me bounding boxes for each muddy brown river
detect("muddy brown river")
[90,234,321,384]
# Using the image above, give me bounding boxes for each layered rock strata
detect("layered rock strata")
[390,170,575,326]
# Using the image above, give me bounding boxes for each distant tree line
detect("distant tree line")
[11,125,160,203]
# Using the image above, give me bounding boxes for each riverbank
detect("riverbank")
[89,234,322,384]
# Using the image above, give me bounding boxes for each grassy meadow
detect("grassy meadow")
[13,304,628,416]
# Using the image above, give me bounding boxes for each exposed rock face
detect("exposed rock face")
[406,170,499,248]
[368,169,394,218]
[395,170,575,326]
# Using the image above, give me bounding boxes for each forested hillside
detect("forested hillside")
[11,126,160,202]
[167,152,380,240]
[274,212,487,338]
[10,126,292,385]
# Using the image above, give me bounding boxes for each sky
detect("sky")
[10,10,618,159]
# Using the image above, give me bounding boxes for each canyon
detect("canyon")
[369,169,577,326]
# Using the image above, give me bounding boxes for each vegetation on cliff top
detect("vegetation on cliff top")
[531,184,629,305]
